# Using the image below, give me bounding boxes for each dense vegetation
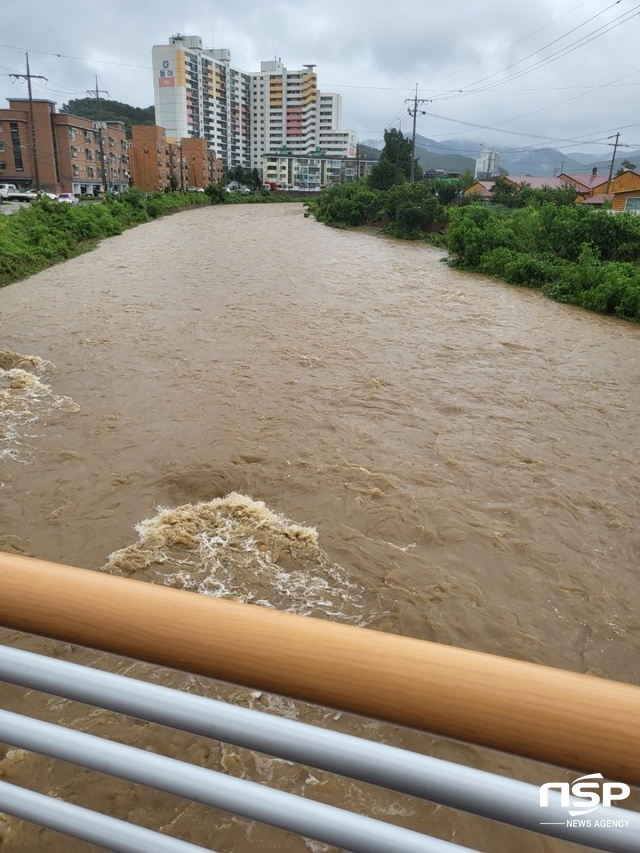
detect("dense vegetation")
[0,190,208,287]
[60,99,155,138]
[309,180,446,239]
[447,203,640,321]
[307,127,640,322]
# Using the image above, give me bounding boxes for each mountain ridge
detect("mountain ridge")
[361,134,640,178]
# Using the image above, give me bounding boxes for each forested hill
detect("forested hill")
[60,99,155,137]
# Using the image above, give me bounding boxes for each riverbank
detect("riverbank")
[307,182,640,322]
[0,190,210,288]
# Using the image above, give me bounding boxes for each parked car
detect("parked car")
[56,193,79,205]
[23,190,58,201]
[0,185,37,202]
[0,183,19,199]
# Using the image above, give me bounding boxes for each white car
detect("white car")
[56,193,79,205]
[24,190,58,201]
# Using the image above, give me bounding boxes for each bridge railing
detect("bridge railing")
[0,551,638,852]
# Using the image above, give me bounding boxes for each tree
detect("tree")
[368,158,406,190]
[490,176,523,207]
[60,98,155,138]
[459,168,476,191]
[376,128,423,183]
[616,158,637,176]
[434,178,460,206]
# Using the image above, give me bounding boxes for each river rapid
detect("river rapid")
[0,203,638,852]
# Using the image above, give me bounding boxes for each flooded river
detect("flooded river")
[0,203,639,851]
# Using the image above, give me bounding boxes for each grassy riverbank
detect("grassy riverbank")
[446,203,640,322]
[0,190,210,288]
[0,188,309,287]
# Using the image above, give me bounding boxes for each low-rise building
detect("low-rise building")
[0,98,129,195]
[262,147,375,189]
[462,180,495,199]
[130,125,223,192]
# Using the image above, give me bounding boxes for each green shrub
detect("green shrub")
[309,182,383,226]
[447,203,640,320]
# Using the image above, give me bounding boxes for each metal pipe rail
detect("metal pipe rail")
[0,645,638,852]
[0,781,213,853]
[1,551,639,785]
[0,709,473,853]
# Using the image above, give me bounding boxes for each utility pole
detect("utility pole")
[405,84,430,183]
[606,132,620,195]
[10,53,47,192]
[88,77,109,195]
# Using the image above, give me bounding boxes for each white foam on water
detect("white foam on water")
[105,492,369,624]
[0,350,79,464]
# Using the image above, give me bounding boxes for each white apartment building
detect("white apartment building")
[152,35,356,173]
[474,145,500,180]
[263,151,375,190]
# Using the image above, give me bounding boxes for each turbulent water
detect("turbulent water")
[0,203,639,852]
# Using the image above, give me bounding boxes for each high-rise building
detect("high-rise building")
[474,145,500,180]
[152,35,356,174]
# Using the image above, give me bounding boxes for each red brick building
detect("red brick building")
[130,125,223,192]
[0,98,130,195]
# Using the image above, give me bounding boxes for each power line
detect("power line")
[462,63,640,138]
[0,42,150,71]
[426,0,596,86]
[437,2,639,102]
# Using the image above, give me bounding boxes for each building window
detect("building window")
[69,127,76,141]
[0,162,6,171]
[10,123,23,171]
[0,142,4,151]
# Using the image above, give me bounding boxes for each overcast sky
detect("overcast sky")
[2,0,640,156]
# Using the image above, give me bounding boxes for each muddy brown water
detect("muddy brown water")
[0,203,639,852]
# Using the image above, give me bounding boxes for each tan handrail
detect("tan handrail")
[1,551,639,785]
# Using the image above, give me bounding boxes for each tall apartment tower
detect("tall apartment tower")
[152,35,355,170]
[475,145,500,180]
[153,35,250,168]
